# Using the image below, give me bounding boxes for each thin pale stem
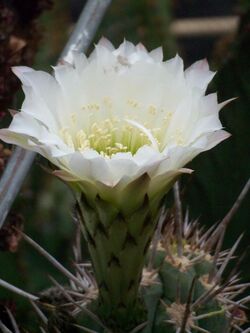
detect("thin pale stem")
[206,179,250,251]
[30,301,48,325]
[129,321,149,333]
[148,206,166,270]
[0,278,38,301]
[0,321,13,333]
[21,232,88,290]
[174,181,183,257]
[180,277,196,333]
[5,307,20,333]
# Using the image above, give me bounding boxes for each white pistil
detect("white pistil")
[125,119,159,151]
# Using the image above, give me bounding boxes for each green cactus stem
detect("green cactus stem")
[76,189,164,331]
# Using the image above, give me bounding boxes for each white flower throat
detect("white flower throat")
[60,117,155,157]
[59,98,185,157]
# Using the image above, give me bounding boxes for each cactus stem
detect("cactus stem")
[177,276,182,304]
[179,277,197,333]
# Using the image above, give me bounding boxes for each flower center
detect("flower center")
[59,98,187,156]
[60,117,156,156]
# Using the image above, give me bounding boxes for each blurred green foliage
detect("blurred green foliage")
[97,0,175,57]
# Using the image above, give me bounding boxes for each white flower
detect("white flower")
[0,39,230,209]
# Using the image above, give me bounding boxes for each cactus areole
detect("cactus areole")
[0,39,231,330]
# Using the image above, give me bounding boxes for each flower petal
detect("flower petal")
[0,39,231,209]
[185,59,215,92]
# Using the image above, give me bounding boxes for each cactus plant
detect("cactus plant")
[0,181,249,333]
[0,39,249,332]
